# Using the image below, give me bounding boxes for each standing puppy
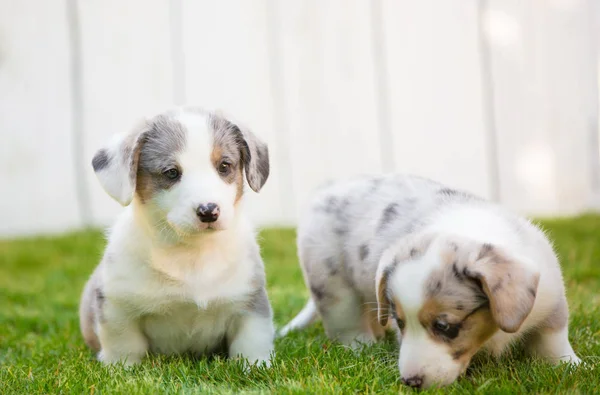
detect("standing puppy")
[280,175,580,388]
[80,107,274,366]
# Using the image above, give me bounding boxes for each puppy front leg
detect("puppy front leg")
[228,289,275,366]
[97,306,148,366]
[228,314,275,366]
[529,326,581,365]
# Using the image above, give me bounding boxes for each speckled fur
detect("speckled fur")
[281,174,580,388]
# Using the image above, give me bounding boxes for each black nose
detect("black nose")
[402,375,423,389]
[196,203,220,223]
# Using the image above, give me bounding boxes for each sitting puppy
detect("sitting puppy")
[280,174,580,388]
[79,107,274,366]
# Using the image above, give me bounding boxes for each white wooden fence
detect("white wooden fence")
[0,0,598,236]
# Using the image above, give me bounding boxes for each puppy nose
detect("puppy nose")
[196,203,220,223]
[402,375,424,389]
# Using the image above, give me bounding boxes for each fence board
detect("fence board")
[273,0,386,218]
[381,0,493,199]
[0,0,80,236]
[486,0,599,215]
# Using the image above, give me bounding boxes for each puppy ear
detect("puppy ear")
[464,244,540,333]
[375,233,436,326]
[91,120,148,206]
[375,252,395,327]
[238,127,269,193]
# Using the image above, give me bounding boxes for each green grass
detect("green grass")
[1,215,599,394]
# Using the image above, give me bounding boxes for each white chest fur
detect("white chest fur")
[101,214,258,354]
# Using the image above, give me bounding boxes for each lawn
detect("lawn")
[1,215,599,394]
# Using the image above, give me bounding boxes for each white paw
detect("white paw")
[249,355,272,368]
[236,354,273,373]
[346,333,376,351]
[98,350,143,366]
[560,354,582,366]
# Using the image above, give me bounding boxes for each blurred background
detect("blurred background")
[0,0,598,237]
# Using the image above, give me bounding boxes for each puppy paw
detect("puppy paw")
[342,332,376,351]
[98,350,143,366]
[560,354,582,366]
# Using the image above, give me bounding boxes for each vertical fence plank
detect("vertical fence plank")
[592,0,600,210]
[539,0,599,214]
[78,0,174,225]
[273,0,385,218]
[0,0,80,236]
[486,0,599,215]
[381,0,492,199]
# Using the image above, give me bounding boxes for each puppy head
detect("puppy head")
[92,107,269,235]
[376,234,539,389]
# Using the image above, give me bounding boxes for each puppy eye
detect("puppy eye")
[396,318,405,330]
[433,320,460,339]
[163,168,180,180]
[434,321,450,332]
[218,161,231,175]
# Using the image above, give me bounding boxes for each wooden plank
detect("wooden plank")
[381,0,493,199]
[273,0,385,219]
[0,0,80,235]
[486,0,599,215]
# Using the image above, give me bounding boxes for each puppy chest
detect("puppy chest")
[148,245,255,303]
[141,302,236,355]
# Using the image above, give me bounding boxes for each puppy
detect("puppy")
[79,107,274,366]
[280,174,580,388]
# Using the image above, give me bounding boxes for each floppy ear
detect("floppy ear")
[375,233,436,326]
[375,251,394,326]
[91,120,148,206]
[236,126,269,193]
[464,244,540,333]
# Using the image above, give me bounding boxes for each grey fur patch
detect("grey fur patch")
[310,284,326,300]
[378,203,399,231]
[211,114,269,193]
[209,115,248,200]
[95,287,106,322]
[430,280,442,295]
[437,187,479,202]
[92,149,110,171]
[452,261,463,280]
[359,244,369,261]
[334,226,347,236]
[245,287,272,317]
[370,177,383,192]
[316,196,351,217]
[539,297,568,330]
[210,117,245,163]
[381,258,399,301]
[478,243,494,260]
[136,114,187,202]
[325,257,338,275]
[426,262,489,312]
[438,188,458,196]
